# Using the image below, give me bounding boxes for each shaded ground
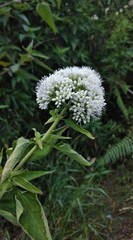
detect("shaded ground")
[102,162,133,240]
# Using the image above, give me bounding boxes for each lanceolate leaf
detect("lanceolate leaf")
[32,128,43,149]
[45,109,59,124]
[15,191,52,240]
[28,142,53,162]
[0,180,11,199]
[32,51,49,59]
[34,58,53,72]
[54,143,95,166]
[45,116,55,125]
[1,137,29,182]
[0,191,18,226]
[0,104,8,109]
[12,177,42,194]
[64,119,95,139]
[11,170,54,182]
[36,3,57,33]
[15,197,24,221]
[0,209,18,226]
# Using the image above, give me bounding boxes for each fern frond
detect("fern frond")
[96,136,133,168]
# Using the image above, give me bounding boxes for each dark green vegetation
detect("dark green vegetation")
[1,160,133,240]
[0,0,133,239]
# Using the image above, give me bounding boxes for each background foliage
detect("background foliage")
[0,0,133,149]
[0,0,133,239]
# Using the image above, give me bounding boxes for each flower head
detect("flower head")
[36,66,106,124]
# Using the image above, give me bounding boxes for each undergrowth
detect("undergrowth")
[1,158,132,240]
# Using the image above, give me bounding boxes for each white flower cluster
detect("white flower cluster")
[36,66,106,124]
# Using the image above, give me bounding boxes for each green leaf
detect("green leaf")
[17,13,30,25]
[15,191,52,240]
[53,135,71,140]
[50,109,58,119]
[45,110,58,124]
[19,53,34,65]
[32,50,49,59]
[0,148,3,165]
[53,125,68,135]
[1,137,30,182]
[36,3,57,33]
[34,58,53,72]
[0,191,19,226]
[0,191,15,212]
[15,197,24,221]
[25,40,33,53]
[28,142,53,162]
[0,209,18,226]
[32,128,43,149]
[64,119,95,139]
[6,147,14,158]
[56,0,62,9]
[10,63,20,73]
[11,170,55,181]
[0,61,10,67]
[18,68,38,81]
[28,130,68,162]
[0,7,11,15]
[0,104,8,109]
[54,143,95,166]
[12,177,42,194]
[28,134,58,162]
[45,117,55,125]
[0,180,11,199]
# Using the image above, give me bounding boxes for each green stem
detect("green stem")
[14,105,68,171]
[14,145,37,171]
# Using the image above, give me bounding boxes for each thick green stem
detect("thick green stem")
[14,105,68,171]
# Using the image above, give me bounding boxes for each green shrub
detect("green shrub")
[0,0,133,158]
[0,1,57,146]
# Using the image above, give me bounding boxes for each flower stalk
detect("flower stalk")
[14,104,69,171]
